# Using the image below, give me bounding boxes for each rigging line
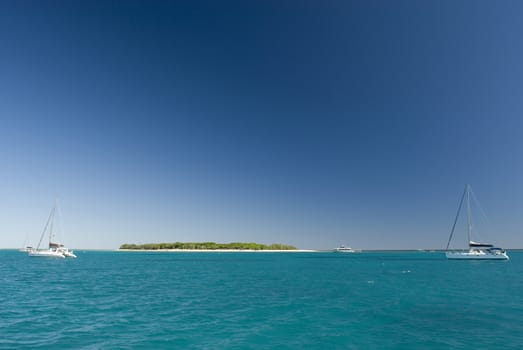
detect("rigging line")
[55,199,64,242]
[469,189,491,243]
[446,186,467,251]
[470,188,490,224]
[49,205,55,243]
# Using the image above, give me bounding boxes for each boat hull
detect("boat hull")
[28,250,66,258]
[445,251,509,260]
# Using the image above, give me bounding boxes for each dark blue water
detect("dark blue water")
[1,250,522,349]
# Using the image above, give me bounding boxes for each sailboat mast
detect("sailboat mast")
[466,184,472,244]
[36,205,55,250]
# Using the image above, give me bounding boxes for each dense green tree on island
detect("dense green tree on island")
[119,242,297,250]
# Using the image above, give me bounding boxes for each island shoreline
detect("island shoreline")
[117,249,319,253]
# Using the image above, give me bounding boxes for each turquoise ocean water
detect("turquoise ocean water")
[1,250,522,349]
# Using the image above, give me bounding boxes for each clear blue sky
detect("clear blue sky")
[1,1,522,249]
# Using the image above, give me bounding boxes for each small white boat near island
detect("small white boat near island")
[445,185,508,260]
[28,203,76,259]
[333,245,361,253]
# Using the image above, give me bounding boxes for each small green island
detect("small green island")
[119,242,297,251]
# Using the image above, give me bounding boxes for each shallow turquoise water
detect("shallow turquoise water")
[1,250,522,349]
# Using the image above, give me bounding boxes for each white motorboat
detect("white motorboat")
[333,245,361,253]
[445,185,509,260]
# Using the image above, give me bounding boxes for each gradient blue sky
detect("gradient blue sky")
[1,1,523,249]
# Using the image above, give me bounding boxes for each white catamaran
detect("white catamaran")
[445,185,509,260]
[28,203,77,259]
